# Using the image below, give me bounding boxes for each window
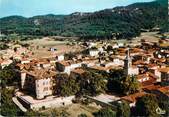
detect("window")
[43,87,48,91]
[28,77,32,82]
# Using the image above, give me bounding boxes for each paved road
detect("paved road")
[12,97,27,112]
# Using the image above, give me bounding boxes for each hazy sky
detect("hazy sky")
[0,0,154,18]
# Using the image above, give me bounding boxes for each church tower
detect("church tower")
[124,48,132,76]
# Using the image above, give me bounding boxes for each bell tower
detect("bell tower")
[124,48,132,75]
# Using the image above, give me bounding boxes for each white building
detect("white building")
[118,43,124,47]
[56,55,64,61]
[21,59,30,64]
[89,50,99,57]
[56,60,82,74]
[88,42,97,48]
[113,58,124,66]
[98,47,104,53]
[112,44,119,49]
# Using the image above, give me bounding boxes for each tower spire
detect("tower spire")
[126,48,130,60]
[124,48,132,76]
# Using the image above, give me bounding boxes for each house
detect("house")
[98,47,104,53]
[121,92,146,107]
[112,57,124,66]
[56,55,64,61]
[112,44,119,49]
[21,58,31,64]
[56,60,82,74]
[49,48,57,52]
[89,49,99,57]
[149,68,161,82]
[88,65,116,73]
[144,86,169,100]
[82,58,98,67]
[70,68,86,80]
[137,73,150,83]
[88,42,97,48]
[158,67,169,85]
[0,59,13,69]
[47,57,57,64]
[100,62,115,68]
[37,58,51,68]
[21,68,57,99]
[155,86,169,98]
[137,72,158,88]
[118,43,124,47]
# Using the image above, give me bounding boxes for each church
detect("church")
[124,48,139,76]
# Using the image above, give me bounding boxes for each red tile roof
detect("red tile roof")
[71,68,86,74]
[122,92,146,103]
[158,67,169,73]
[157,86,169,96]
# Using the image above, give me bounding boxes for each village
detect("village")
[0,32,169,116]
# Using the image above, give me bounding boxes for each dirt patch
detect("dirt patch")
[21,37,82,59]
[42,103,101,117]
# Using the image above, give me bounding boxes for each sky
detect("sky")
[0,0,154,18]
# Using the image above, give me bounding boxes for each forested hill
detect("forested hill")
[0,0,168,39]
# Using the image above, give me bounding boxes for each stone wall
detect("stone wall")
[30,96,75,110]
[18,95,75,110]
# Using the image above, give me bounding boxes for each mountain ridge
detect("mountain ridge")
[0,0,168,39]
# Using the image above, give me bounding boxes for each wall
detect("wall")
[21,72,26,89]
[30,96,75,110]
[36,78,53,99]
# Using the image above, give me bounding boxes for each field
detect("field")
[110,32,160,45]
[1,32,161,59]
[21,37,82,59]
[42,103,101,117]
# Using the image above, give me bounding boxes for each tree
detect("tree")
[1,88,24,116]
[116,101,130,117]
[157,94,169,116]
[80,71,107,96]
[25,110,47,116]
[121,75,140,95]
[109,69,125,80]
[14,47,17,52]
[106,45,113,53]
[135,94,159,117]
[107,69,125,94]
[21,43,30,48]
[64,52,76,60]
[49,108,70,117]
[0,64,20,88]
[60,78,80,96]
[0,43,9,50]
[78,113,88,117]
[93,108,116,117]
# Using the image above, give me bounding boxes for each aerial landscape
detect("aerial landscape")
[0,0,169,116]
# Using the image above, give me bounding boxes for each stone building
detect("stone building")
[21,68,57,99]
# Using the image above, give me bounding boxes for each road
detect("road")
[12,97,27,112]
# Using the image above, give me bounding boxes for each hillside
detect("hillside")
[0,0,168,39]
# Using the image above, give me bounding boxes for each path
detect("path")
[12,97,27,112]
